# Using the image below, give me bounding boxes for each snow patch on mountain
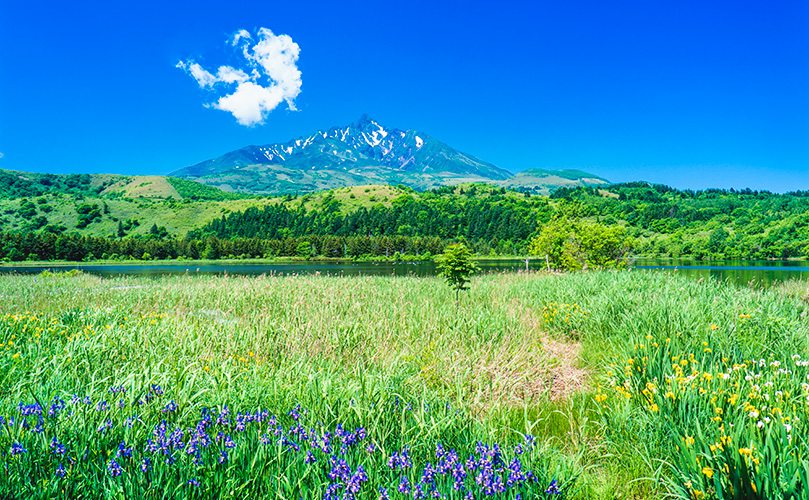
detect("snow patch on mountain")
[173,114,512,184]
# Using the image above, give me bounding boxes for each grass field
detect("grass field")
[0,270,807,498]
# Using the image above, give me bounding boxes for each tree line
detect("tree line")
[2,181,809,263]
[0,231,448,262]
[551,184,809,260]
[189,189,553,250]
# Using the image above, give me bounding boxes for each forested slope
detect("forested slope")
[553,183,809,259]
[1,178,808,262]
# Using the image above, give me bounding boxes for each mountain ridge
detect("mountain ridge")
[172,114,509,182]
[171,115,608,194]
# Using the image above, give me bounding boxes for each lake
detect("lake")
[0,258,807,285]
[0,259,533,278]
[632,258,809,286]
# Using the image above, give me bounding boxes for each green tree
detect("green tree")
[435,243,480,301]
[529,217,633,270]
[202,243,217,260]
[708,227,729,253]
[296,241,313,259]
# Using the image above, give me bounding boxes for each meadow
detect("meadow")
[0,270,807,499]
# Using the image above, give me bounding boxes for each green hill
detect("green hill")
[498,168,610,195]
[0,169,260,238]
[3,167,808,263]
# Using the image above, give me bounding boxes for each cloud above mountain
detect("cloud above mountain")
[177,28,301,126]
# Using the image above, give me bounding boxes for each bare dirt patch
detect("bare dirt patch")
[512,301,589,401]
[543,337,587,400]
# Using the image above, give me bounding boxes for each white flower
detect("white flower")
[750,410,759,418]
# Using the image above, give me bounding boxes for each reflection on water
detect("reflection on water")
[0,258,807,286]
[633,259,809,287]
[0,259,540,278]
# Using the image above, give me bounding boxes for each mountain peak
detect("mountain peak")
[171,115,514,193]
[356,113,374,123]
[353,113,382,132]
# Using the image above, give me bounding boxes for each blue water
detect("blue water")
[1,258,807,286]
[632,258,809,286]
[0,259,536,278]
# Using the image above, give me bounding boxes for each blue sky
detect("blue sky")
[1,0,807,192]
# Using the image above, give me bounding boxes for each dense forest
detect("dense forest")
[189,186,553,254]
[0,179,808,262]
[0,231,444,261]
[552,183,809,259]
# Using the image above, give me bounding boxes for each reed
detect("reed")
[0,269,806,498]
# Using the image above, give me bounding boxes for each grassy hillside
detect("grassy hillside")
[0,173,547,241]
[0,192,272,238]
[181,162,610,196]
[498,169,610,195]
[3,168,809,262]
[294,183,539,213]
[0,169,124,199]
[0,169,263,238]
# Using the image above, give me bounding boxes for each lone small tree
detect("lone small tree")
[435,243,480,302]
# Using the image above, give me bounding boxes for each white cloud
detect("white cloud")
[177,28,301,126]
[215,81,286,126]
[0,152,4,159]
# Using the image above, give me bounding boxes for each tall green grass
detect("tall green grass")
[0,270,807,498]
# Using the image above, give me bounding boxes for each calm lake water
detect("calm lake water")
[633,258,809,287]
[0,258,807,286]
[0,260,534,278]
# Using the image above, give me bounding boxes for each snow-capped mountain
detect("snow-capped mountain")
[170,115,512,193]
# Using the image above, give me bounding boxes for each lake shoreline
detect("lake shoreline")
[0,257,807,287]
